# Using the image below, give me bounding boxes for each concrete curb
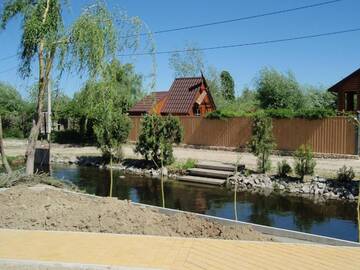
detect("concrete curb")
[1,185,359,247]
[132,202,360,247]
[0,259,160,270]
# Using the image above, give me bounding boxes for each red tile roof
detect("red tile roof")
[161,77,203,114]
[129,91,168,113]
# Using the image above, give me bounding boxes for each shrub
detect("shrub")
[249,113,276,173]
[206,110,237,119]
[93,112,132,163]
[135,114,183,166]
[169,159,197,173]
[294,145,316,181]
[277,160,292,177]
[337,166,355,182]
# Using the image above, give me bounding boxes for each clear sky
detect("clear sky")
[0,0,359,98]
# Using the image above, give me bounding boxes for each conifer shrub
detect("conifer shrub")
[277,160,292,177]
[294,144,316,181]
[337,166,355,182]
[135,114,183,166]
[249,114,276,173]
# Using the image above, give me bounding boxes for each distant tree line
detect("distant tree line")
[168,44,337,120]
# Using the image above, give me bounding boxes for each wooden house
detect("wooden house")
[328,68,360,111]
[129,76,216,116]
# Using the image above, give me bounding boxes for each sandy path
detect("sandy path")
[3,139,360,176]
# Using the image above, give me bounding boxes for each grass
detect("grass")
[168,159,197,174]
[0,171,79,191]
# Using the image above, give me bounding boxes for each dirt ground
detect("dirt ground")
[3,139,360,177]
[0,186,271,241]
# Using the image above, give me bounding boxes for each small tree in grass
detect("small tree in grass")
[93,112,131,197]
[249,114,275,173]
[294,144,316,182]
[135,114,183,166]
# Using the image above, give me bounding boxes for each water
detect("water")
[52,164,359,242]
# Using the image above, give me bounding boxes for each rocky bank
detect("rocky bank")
[228,173,359,201]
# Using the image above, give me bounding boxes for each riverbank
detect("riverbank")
[2,139,360,202]
[229,173,360,201]
[3,139,360,177]
[0,185,271,241]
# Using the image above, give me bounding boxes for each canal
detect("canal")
[52,164,359,242]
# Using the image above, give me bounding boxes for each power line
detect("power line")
[0,66,17,75]
[119,27,360,56]
[0,54,18,62]
[122,0,344,38]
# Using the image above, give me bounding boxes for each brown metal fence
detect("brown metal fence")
[129,116,357,155]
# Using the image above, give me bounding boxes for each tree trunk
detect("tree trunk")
[24,0,52,175]
[25,77,47,175]
[0,116,12,174]
[109,154,113,197]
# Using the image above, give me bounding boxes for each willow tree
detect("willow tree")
[1,0,147,175]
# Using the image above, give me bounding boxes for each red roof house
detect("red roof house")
[129,76,216,116]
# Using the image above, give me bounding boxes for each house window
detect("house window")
[193,104,200,116]
[345,92,357,111]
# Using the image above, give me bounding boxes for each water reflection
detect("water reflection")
[52,165,358,242]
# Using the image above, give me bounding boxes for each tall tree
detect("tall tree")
[220,70,235,101]
[255,68,304,110]
[169,44,205,77]
[1,1,146,175]
[0,116,12,174]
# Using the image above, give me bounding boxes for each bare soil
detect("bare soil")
[0,186,272,241]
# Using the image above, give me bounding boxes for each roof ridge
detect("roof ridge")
[174,76,203,80]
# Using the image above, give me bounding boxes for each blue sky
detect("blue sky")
[0,0,359,98]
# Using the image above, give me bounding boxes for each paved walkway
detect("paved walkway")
[0,229,359,270]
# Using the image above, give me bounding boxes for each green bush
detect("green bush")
[93,112,132,163]
[295,108,336,119]
[277,160,292,177]
[249,113,276,173]
[3,128,24,138]
[337,166,355,182]
[206,110,237,119]
[135,114,183,166]
[294,145,316,181]
[169,158,197,173]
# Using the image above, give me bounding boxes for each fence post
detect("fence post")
[356,112,360,156]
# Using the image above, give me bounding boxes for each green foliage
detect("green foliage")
[294,145,316,181]
[206,110,237,119]
[277,160,292,177]
[169,158,197,173]
[264,108,336,119]
[220,71,235,101]
[65,3,117,77]
[0,82,29,138]
[303,86,337,110]
[1,0,63,77]
[93,112,131,163]
[255,68,304,110]
[249,114,276,173]
[337,166,355,182]
[135,114,183,166]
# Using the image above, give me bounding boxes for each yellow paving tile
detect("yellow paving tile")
[0,229,359,270]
